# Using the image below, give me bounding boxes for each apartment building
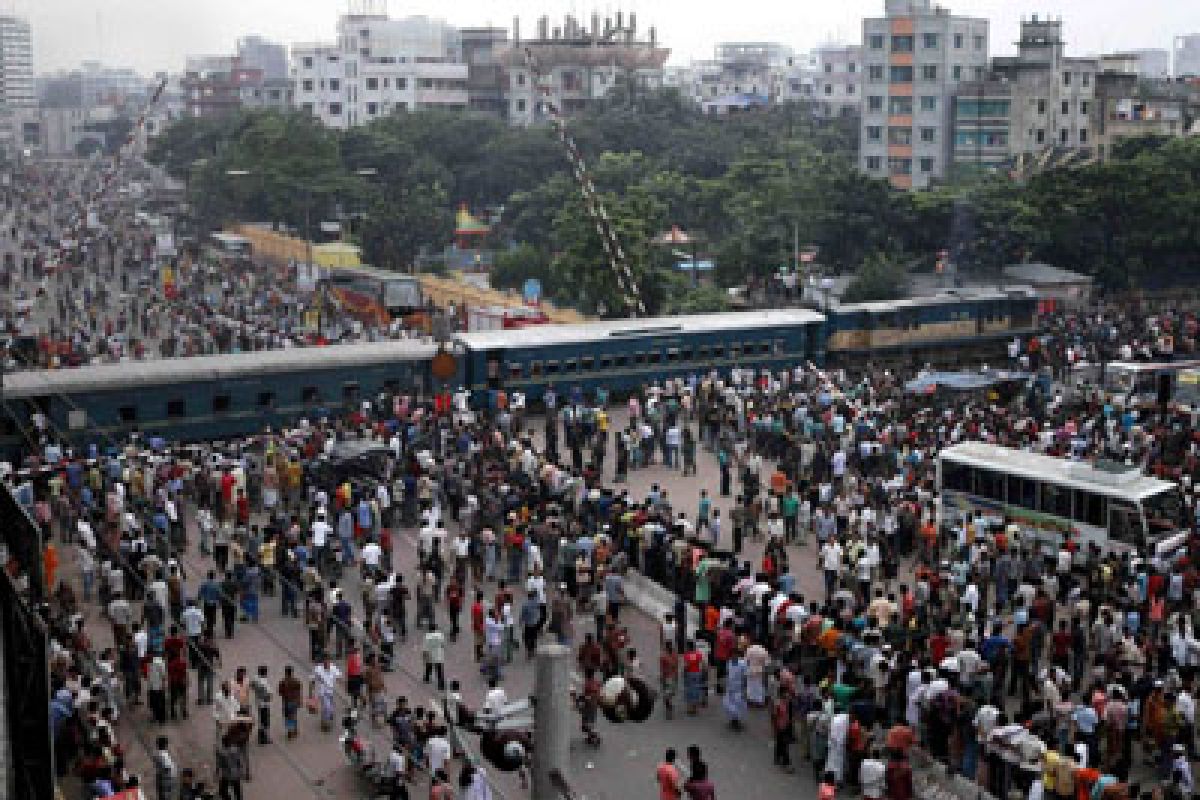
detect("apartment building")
[860,0,989,189]
[811,45,863,119]
[291,13,467,129]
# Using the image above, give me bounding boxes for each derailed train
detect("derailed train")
[0,286,1038,458]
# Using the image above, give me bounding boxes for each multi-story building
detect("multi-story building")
[860,0,989,189]
[0,15,34,108]
[499,12,668,125]
[810,45,863,119]
[236,36,292,110]
[1174,34,1200,78]
[182,56,251,118]
[1130,48,1171,80]
[461,27,509,118]
[291,13,468,129]
[1094,55,1188,159]
[952,16,1097,170]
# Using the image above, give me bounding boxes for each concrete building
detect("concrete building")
[860,0,990,189]
[810,45,863,118]
[1093,56,1188,159]
[499,12,668,125]
[1174,34,1200,78]
[182,55,251,118]
[0,15,34,108]
[237,36,292,110]
[952,16,1097,171]
[291,13,468,128]
[461,27,509,118]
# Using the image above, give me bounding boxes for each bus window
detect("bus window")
[1007,475,1037,510]
[1144,488,1185,534]
[1074,490,1106,527]
[976,468,1004,502]
[1040,482,1072,519]
[1109,500,1143,546]
[942,461,973,493]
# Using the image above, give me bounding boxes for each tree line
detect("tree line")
[146,89,1200,316]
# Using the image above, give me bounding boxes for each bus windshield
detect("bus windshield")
[1144,486,1186,535]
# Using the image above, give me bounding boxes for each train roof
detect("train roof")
[939,441,1176,501]
[835,285,1035,314]
[1,340,440,397]
[455,309,826,350]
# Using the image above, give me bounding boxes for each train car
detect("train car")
[321,265,426,325]
[455,309,826,403]
[825,287,1037,367]
[0,340,444,459]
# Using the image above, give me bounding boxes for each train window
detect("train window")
[728,345,741,360]
[648,351,662,364]
[213,394,232,415]
[545,361,560,375]
[634,351,647,366]
[680,347,694,361]
[383,380,399,395]
[257,391,276,409]
[711,345,725,359]
[773,339,786,354]
[581,356,595,372]
[667,348,680,363]
[166,399,187,418]
[563,358,577,374]
[530,362,543,377]
[613,355,628,368]
[342,382,360,402]
[302,386,320,403]
[118,405,137,424]
[508,363,523,380]
[697,346,710,360]
[68,409,86,430]
[598,355,612,371]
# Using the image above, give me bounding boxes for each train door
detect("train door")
[485,351,502,390]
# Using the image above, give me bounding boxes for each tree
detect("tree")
[841,254,907,304]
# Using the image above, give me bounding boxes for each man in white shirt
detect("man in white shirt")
[360,540,383,574]
[821,539,843,602]
[310,658,342,730]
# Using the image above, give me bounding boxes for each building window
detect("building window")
[825,83,833,95]
[888,127,912,145]
[919,157,935,172]
[921,65,938,81]
[868,95,883,112]
[888,96,913,115]
[1061,100,1070,114]
[515,99,526,112]
[1037,99,1046,114]
[824,62,833,73]
[891,35,914,53]
[848,62,857,73]
[923,33,940,49]
[1082,72,1091,87]
[397,78,406,89]
[302,79,314,92]
[1060,128,1069,144]
[1063,71,1071,86]
[302,102,314,113]
[329,102,343,115]
[366,77,378,90]
[366,102,378,115]
[867,125,883,141]
[1036,128,1045,144]
[974,35,985,50]
[329,78,340,91]
[1080,100,1089,115]
[869,65,884,82]
[890,65,913,83]
[848,83,856,95]
[302,57,313,68]
[517,72,526,85]
[1079,128,1088,143]
[920,95,937,111]
[920,127,936,142]
[866,156,882,170]
[869,34,885,50]
[888,157,912,175]
[954,33,964,49]
[952,65,962,80]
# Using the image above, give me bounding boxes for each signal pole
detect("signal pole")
[532,643,573,799]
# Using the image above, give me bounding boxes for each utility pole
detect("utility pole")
[532,643,573,799]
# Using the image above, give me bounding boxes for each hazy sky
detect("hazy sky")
[17,0,1200,77]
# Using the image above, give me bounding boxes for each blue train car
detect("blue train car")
[0,340,442,457]
[455,310,826,403]
[826,287,1037,366]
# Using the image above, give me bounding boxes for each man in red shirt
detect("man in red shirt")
[167,650,189,721]
[656,748,683,800]
[1051,620,1072,670]
[714,620,736,693]
[470,591,486,660]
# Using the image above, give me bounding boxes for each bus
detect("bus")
[320,265,425,325]
[937,441,1188,560]
[1101,359,1200,406]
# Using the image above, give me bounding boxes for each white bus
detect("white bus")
[938,442,1188,559]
